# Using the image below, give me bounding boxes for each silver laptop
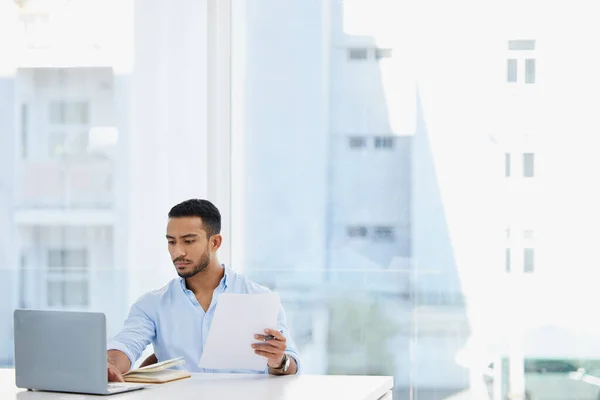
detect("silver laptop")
[13,309,147,395]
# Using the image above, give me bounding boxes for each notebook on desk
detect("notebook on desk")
[124,357,191,384]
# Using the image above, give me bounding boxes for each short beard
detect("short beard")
[177,252,210,279]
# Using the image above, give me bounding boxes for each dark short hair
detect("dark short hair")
[168,199,221,237]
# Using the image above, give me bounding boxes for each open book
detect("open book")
[123,357,191,384]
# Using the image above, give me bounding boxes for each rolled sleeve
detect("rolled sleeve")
[107,294,156,369]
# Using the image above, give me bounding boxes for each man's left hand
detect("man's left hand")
[252,328,286,368]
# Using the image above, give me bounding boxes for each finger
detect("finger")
[264,328,286,341]
[254,334,268,341]
[108,370,124,383]
[254,349,281,359]
[253,340,285,351]
[252,343,282,355]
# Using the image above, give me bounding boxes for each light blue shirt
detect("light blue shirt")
[107,265,300,374]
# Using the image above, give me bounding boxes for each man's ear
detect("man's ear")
[210,234,223,251]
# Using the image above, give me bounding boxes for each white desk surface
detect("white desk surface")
[0,369,394,400]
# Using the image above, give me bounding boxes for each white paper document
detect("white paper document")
[199,292,280,371]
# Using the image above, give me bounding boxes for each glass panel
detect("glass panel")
[507,59,518,82]
[525,59,536,84]
[523,153,535,177]
[508,40,536,51]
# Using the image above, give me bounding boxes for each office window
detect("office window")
[348,48,368,60]
[375,48,393,60]
[523,153,535,177]
[47,249,89,307]
[373,226,395,241]
[524,248,535,272]
[374,136,394,149]
[49,101,89,125]
[505,248,511,272]
[508,40,536,51]
[505,153,511,177]
[525,59,536,84]
[507,59,518,83]
[48,249,87,270]
[347,226,368,238]
[348,136,366,149]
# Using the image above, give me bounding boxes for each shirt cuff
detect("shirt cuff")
[285,351,301,374]
[107,341,137,371]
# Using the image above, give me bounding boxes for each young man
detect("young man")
[107,199,299,381]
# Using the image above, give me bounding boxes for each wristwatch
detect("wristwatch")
[272,354,290,374]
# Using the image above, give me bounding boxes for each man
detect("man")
[107,199,299,381]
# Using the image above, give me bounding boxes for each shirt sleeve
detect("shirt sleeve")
[107,293,157,369]
[277,302,301,374]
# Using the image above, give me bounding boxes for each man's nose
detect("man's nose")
[172,245,186,259]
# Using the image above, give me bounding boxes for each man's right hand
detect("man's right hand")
[108,360,125,382]
[107,350,130,382]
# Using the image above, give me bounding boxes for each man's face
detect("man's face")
[166,217,212,279]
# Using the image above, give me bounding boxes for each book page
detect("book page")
[125,357,185,375]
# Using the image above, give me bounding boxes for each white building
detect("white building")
[3,0,600,397]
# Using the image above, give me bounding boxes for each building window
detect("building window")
[505,153,511,177]
[348,48,368,60]
[47,249,89,307]
[375,48,393,60]
[49,101,89,125]
[507,40,536,84]
[524,248,535,273]
[373,226,395,241]
[347,226,367,238]
[523,153,535,177]
[374,136,394,149]
[525,59,536,84]
[507,59,518,83]
[348,136,367,149]
[508,40,536,51]
[505,248,511,272]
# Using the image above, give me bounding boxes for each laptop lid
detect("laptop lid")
[14,309,108,394]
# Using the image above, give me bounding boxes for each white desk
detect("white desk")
[0,369,393,400]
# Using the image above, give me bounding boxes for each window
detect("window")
[525,59,536,84]
[347,226,368,238]
[49,101,89,125]
[507,59,518,83]
[507,40,536,84]
[348,136,367,149]
[375,48,393,60]
[524,248,535,272]
[374,136,394,149]
[508,40,536,51]
[348,48,368,60]
[47,249,89,307]
[523,153,535,177]
[373,226,395,241]
[505,248,511,272]
[505,153,511,177]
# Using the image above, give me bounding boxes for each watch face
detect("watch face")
[282,355,290,372]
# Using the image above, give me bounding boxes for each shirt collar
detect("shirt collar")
[179,264,229,293]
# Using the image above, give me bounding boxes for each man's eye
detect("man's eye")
[185,240,195,244]
[168,241,175,245]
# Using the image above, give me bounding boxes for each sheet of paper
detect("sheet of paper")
[199,292,280,371]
